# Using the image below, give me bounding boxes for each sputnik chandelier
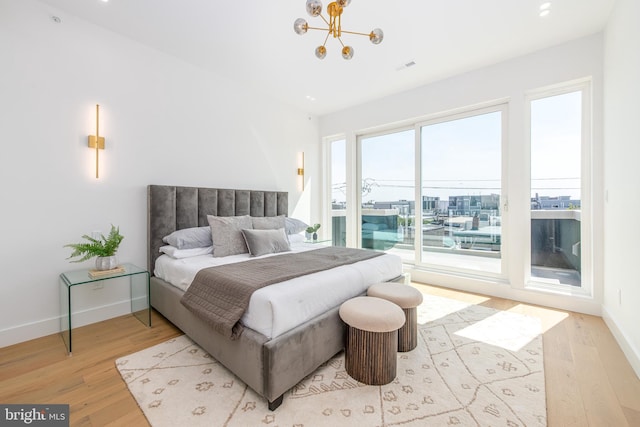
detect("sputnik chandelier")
[293,0,384,60]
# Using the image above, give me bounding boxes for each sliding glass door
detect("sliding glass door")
[359,129,415,262]
[420,107,504,274]
[346,107,505,276]
[323,79,592,294]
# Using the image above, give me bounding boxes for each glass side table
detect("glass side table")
[303,239,332,245]
[59,262,151,354]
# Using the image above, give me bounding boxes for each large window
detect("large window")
[359,129,415,262]
[420,109,503,274]
[324,79,592,294]
[330,139,347,247]
[529,88,587,290]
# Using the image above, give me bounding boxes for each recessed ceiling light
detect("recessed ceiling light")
[51,15,61,23]
[305,95,316,102]
[539,2,551,17]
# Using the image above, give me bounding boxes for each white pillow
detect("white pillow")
[288,233,305,244]
[159,245,213,259]
[162,226,212,249]
[285,217,308,235]
[241,228,291,257]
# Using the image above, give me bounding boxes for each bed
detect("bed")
[147,185,404,410]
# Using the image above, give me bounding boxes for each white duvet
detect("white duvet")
[154,243,403,339]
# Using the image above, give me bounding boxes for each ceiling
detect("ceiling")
[36,0,615,116]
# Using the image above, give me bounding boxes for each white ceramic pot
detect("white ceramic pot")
[95,256,118,271]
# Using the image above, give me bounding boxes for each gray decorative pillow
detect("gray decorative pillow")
[252,215,286,230]
[207,215,253,257]
[162,226,212,249]
[241,228,291,257]
[285,217,309,235]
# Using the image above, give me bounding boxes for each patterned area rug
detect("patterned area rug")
[116,294,546,426]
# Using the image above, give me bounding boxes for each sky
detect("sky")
[331,90,582,206]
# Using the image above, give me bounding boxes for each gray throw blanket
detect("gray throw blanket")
[180,246,383,339]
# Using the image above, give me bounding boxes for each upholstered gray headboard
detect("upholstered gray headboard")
[147,185,288,274]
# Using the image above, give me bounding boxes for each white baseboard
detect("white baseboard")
[408,267,602,316]
[0,298,142,349]
[602,306,640,379]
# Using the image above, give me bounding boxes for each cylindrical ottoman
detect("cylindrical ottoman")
[339,296,405,385]
[367,283,423,352]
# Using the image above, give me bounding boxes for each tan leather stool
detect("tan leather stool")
[339,296,405,385]
[367,283,423,352]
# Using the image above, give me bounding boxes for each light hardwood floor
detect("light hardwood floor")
[1,283,639,426]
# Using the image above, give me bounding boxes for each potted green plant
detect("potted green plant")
[306,223,321,241]
[65,225,124,270]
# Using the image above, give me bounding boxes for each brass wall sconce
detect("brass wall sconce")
[297,152,305,191]
[88,104,105,179]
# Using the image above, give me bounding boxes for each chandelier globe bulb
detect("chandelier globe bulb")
[341,46,354,60]
[306,0,323,17]
[370,28,384,44]
[315,45,327,59]
[293,18,308,35]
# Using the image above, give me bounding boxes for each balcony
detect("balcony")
[331,208,581,287]
[531,209,581,286]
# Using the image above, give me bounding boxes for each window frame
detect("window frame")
[413,102,509,280]
[323,136,347,247]
[322,79,593,299]
[356,125,416,251]
[524,78,593,297]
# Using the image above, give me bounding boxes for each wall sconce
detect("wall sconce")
[297,152,305,191]
[88,104,105,179]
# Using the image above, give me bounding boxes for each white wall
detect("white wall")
[320,34,605,315]
[603,0,640,377]
[0,0,319,347]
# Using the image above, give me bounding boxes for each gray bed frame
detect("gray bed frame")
[147,184,404,410]
[148,185,349,410]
